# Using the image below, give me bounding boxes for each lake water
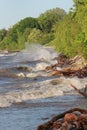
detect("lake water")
[0,45,87,130]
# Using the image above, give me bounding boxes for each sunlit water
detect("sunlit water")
[0,45,87,130]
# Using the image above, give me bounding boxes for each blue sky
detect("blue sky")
[0,0,74,29]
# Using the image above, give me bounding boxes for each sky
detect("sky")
[0,0,74,29]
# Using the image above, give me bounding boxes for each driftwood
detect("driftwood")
[55,55,86,69]
[46,54,87,78]
[70,84,87,98]
[49,65,87,78]
[37,108,87,130]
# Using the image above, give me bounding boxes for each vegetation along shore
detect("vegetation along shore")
[0,0,87,60]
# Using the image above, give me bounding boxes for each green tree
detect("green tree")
[38,8,66,33]
[28,28,43,43]
[73,0,87,58]
[0,29,7,41]
[14,17,40,33]
[49,14,81,57]
[28,28,54,44]
[49,0,87,58]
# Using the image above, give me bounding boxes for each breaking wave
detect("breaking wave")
[13,44,58,63]
[0,77,87,108]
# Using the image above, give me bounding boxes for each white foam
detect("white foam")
[0,76,87,108]
[35,62,50,71]
[0,52,17,57]
[13,44,58,63]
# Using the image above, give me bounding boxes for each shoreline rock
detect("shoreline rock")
[37,108,87,130]
[46,55,87,78]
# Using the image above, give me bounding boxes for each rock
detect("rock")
[46,54,87,78]
[69,55,86,70]
[64,113,78,122]
[37,108,87,130]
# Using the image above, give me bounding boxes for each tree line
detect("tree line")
[0,0,87,59]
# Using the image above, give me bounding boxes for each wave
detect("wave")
[0,77,86,108]
[0,52,17,57]
[12,44,58,63]
[0,45,87,108]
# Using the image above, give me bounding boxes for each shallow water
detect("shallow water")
[0,45,87,130]
[0,95,87,130]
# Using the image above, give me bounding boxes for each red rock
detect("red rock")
[53,121,61,129]
[64,113,78,122]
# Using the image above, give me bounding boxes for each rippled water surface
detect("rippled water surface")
[0,45,87,130]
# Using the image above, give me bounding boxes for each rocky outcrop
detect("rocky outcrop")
[37,108,87,130]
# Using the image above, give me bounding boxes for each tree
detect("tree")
[49,0,87,59]
[73,0,87,58]
[14,17,40,33]
[28,28,54,44]
[38,8,66,33]
[0,17,40,50]
[0,29,7,41]
[49,14,81,57]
